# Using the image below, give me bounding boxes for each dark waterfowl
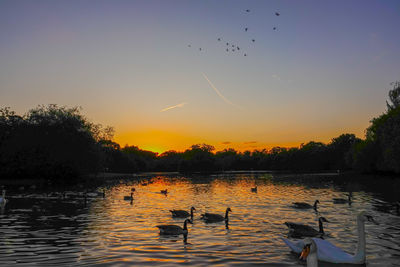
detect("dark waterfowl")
[333,193,352,204]
[170,207,196,219]
[131,188,136,192]
[161,189,168,195]
[251,186,257,193]
[201,207,231,223]
[124,192,133,200]
[285,217,329,237]
[292,200,319,210]
[156,219,193,235]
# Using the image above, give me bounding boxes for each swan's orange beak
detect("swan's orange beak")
[299,245,310,260]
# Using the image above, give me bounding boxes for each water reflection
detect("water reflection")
[0,173,399,266]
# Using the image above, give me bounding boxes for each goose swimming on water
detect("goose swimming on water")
[156,219,193,235]
[251,186,257,193]
[292,200,319,210]
[170,207,196,220]
[282,211,378,264]
[201,207,231,223]
[124,192,133,200]
[285,217,329,237]
[333,192,352,204]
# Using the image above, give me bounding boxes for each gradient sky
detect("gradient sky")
[1,0,400,153]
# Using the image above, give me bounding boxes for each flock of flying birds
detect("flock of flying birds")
[188,9,280,57]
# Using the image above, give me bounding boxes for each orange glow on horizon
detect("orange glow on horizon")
[113,129,329,154]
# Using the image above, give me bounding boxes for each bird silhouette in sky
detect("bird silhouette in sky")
[273,27,277,30]
[244,53,247,56]
[218,38,221,41]
[188,44,191,47]
[226,42,229,46]
[245,27,248,32]
[246,9,250,12]
[275,12,280,16]
[252,39,255,42]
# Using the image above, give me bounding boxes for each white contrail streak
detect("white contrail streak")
[202,73,242,109]
[160,102,187,112]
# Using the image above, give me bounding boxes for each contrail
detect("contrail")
[160,102,187,112]
[202,73,242,109]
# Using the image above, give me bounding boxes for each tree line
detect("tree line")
[1,82,399,182]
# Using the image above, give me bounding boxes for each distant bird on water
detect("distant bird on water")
[170,207,196,220]
[156,219,193,235]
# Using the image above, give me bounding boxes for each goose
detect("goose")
[170,207,196,220]
[285,217,329,237]
[251,186,257,193]
[282,211,378,264]
[131,188,136,192]
[292,200,319,210]
[160,189,168,195]
[156,219,193,235]
[299,238,318,267]
[333,192,352,204]
[201,207,231,223]
[124,192,133,200]
[0,190,7,206]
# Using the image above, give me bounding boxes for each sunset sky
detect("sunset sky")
[1,0,400,153]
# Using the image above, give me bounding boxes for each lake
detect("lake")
[1,172,399,266]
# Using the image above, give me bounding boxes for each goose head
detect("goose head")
[190,207,196,212]
[226,207,232,213]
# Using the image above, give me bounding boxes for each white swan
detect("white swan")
[282,211,378,264]
[299,238,318,267]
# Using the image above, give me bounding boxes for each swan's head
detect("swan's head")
[299,238,317,260]
[191,207,196,211]
[226,207,232,213]
[358,211,379,225]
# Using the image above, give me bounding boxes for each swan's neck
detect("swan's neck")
[307,252,318,267]
[318,219,324,234]
[353,216,366,263]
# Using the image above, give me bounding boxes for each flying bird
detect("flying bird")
[244,53,247,56]
[226,42,229,46]
[188,44,191,47]
[218,38,221,41]
[275,12,280,16]
[246,9,250,12]
[273,27,277,30]
[199,48,202,51]
[245,27,248,32]
[252,39,255,42]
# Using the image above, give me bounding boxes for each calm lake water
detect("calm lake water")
[1,173,400,266]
